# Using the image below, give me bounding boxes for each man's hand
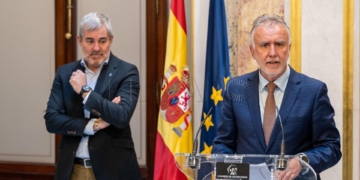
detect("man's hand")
[69,70,87,94]
[96,118,110,130]
[94,96,121,131]
[111,96,121,104]
[274,158,302,180]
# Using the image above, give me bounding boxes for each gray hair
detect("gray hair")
[79,12,113,39]
[250,14,291,46]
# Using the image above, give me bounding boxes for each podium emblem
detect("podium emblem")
[215,162,249,180]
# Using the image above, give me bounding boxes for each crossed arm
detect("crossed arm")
[93,96,121,131]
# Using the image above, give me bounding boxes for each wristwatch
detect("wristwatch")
[296,153,309,168]
[80,85,92,96]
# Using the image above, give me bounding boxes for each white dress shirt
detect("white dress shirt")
[258,65,290,124]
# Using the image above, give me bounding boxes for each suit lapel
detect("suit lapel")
[247,70,267,151]
[267,67,302,149]
[279,68,302,126]
[72,61,85,72]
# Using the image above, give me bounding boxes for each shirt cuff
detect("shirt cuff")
[82,91,91,104]
[84,118,97,135]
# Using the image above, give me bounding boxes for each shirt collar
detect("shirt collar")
[259,64,290,92]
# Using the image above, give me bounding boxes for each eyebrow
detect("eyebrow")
[275,40,286,43]
[259,39,286,44]
[84,37,108,41]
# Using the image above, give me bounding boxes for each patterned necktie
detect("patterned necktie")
[263,82,277,146]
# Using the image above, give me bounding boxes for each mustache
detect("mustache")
[90,51,102,55]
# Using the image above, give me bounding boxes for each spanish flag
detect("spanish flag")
[153,0,193,179]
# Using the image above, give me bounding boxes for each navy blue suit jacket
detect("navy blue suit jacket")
[212,67,341,176]
[44,53,142,180]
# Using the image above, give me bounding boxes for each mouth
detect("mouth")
[90,53,102,56]
[89,54,103,61]
[266,61,280,68]
[266,60,279,64]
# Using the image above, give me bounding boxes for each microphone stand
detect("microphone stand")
[186,107,212,169]
[275,106,288,171]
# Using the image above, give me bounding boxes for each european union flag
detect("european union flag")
[199,0,230,155]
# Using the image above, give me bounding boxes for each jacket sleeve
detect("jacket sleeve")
[305,83,342,173]
[84,65,140,129]
[44,65,89,136]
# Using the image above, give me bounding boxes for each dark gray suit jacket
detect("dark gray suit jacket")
[213,67,341,178]
[44,53,141,180]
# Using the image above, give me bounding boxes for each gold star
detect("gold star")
[200,142,213,154]
[210,86,223,106]
[224,76,230,89]
[203,112,214,131]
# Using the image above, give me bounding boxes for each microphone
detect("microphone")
[186,107,212,169]
[275,106,288,171]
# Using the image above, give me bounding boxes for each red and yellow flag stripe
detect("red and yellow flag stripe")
[154,0,193,179]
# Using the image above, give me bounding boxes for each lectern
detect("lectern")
[175,153,317,180]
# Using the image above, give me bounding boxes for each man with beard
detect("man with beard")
[212,14,341,180]
[45,12,141,180]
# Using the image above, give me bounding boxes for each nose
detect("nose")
[93,42,100,51]
[268,45,277,57]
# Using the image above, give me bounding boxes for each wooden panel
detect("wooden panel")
[0,0,72,178]
[0,0,55,163]
[146,0,168,179]
[0,163,55,179]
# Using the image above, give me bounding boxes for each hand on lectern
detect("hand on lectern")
[273,158,302,180]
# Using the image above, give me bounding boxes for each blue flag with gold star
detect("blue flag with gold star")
[199,0,230,154]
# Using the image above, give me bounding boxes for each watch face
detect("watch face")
[297,154,309,164]
[82,85,91,92]
[301,156,309,163]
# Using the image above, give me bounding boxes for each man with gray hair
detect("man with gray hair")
[212,14,341,180]
[45,12,142,179]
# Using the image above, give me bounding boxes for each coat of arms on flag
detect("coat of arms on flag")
[160,64,191,137]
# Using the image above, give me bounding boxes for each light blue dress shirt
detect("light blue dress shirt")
[75,58,109,159]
